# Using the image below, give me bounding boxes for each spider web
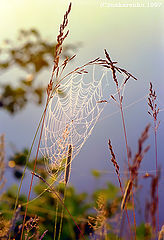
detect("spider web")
[40,65,107,182]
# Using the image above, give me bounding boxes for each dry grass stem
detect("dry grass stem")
[148,82,160,232]
[0,134,6,192]
[88,195,107,239]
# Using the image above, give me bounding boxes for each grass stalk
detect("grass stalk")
[154,122,159,233]
[148,82,160,233]
[58,144,72,240]
[54,201,59,240]
[118,95,136,239]
[57,186,67,240]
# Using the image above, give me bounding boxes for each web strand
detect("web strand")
[40,65,106,182]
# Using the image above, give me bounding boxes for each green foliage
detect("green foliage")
[107,232,123,240]
[8,148,47,180]
[136,223,152,240]
[93,182,119,202]
[0,29,77,114]
[2,85,26,113]
[91,169,102,179]
[10,149,29,166]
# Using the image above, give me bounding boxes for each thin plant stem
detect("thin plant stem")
[117,87,136,239]
[154,120,159,233]
[109,139,133,239]
[58,185,67,240]
[20,96,49,240]
[9,110,45,240]
[119,183,133,239]
[14,113,44,209]
[58,144,72,240]
[119,210,125,239]
[54,201,59,240]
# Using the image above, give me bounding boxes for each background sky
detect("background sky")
[0,0,164,226]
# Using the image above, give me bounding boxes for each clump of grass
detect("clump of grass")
[88,194,107,239]
[19,216,48,240]
[0,217,10,239]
